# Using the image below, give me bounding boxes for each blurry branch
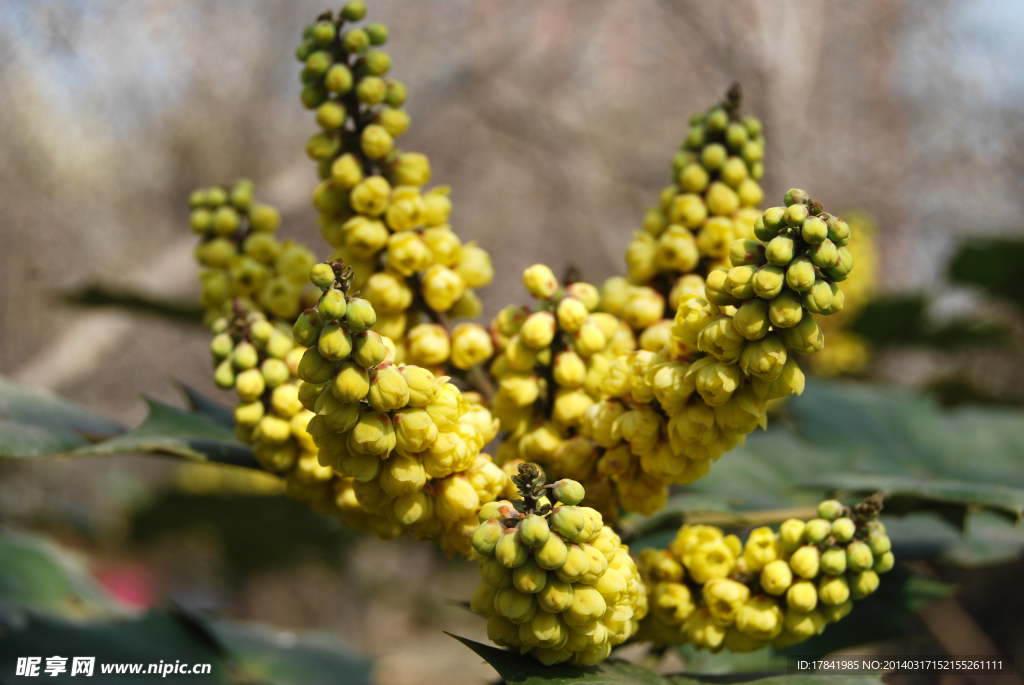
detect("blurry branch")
[61,284,204,327]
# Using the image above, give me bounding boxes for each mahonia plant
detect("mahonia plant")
[637,495,893,652]
[470,464,648,666]
[296,1,495,365]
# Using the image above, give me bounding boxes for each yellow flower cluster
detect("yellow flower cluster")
[192,179,318,325]
[470,466,648,666]
[487,265,641,525]
[208,304,338,516]
[809,211,878,377]
[297,261,506,555]
[637,496,893,652]
[297,2,493,361]
[625,85,765,288]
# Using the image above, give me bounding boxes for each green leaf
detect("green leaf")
[62,284,205,326]
[0,527,124,623]
[176,382,235,430]
[201,617,374,685]
[849,297,1010,350]
[0,610,230,684]
[73,398,260,469]
[0,375,123,457]
[948,239,1024,312]
[451,635,884,685]
[801,473,1024,524]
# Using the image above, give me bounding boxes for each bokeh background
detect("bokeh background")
[2,1,1024,683]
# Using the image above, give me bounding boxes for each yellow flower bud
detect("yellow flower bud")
[406,323,451,367]
[739,333,788,381]
[342,216,389,259]
[420,264,466,312]
[685,357,741,407]
[622,287,665,330]
[494,586,537,625]
[706,181,740,216]
[552,389,594,428]
[550,350,585,389]
[349,176,391,216]
[330,153,364,189]
[668,193,707,228]
[702,578,749,626]
[449,323,493,370]
[390,151,431,187]
[348,407,396,456]
[519,311,556,350]
[733,298,770,341]
[386,231,433,276]
[697,317,744,363]
[735,596,783,640]
[383,186,425,231]
[683,608,727,651]
[368,363,410,412]
[697,217,735,260]
[671,295,718,345]
[655,225,700,273]
[435,474,480,524]
[380,453,427,497]
[572,320,607,358]
[360,123,394,159]
[522,264,559,299]
[789,545,821,580]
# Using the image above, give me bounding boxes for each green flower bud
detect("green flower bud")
[827,216,851,246]
[684,125,705,149]
[759,206,787,238]
[295,38,314,62]
[867,532,892,557]
[342,29,369,55]
[742,140,764,165]
[701,143,727,171]
[210,333,233,359]
[535,533,569,570]
[554,543,591,584]
[309,263,335,290]
[550,506,585,539]
[805,518,832,544]
[726,122,748,150]
[494,587,537,625]
[734,298,771,341]
[301,84,328,109]
[190,208,213,234]
[293,309,325,346]
[784,188,809,207]
[825,247,854,281]
[802,279,834,314]
[495,529,529,569]
[706,108,728,132]
[364,50,391,76]
[345,297,377,332]
[831,517,856,543]
[730,239,767,267]
[204,187,227,206]
[822,283,845,315]
[552,479,585,506]
[213,359,235,389]
[519,514,552,548]
[779,519,806,550]
[721,156,748,188]
[743,115,763,136]
[366,22,388,45]
[249,203,280,232]
[849,570,880,600]
[305,51,333,79]
[232,342,259,370]
[472,519,504,556]
[385,79,407,107]
[235,368,266,401]
[297,347,337,384]
[318,322,353,361]
[536,576,574,613]
[801,216,828,244]
[470,581,498,615]
[846,541,874,572]
[229,179,254,210]
[778,315,823,355]
[356,76,386,105]
[319,395,361,432]
[315,101,346,130]
[818,499,844,520]
[768,289,803,328]
[331,361,370,402]
[212,206,240,236]
[766,236,794,266]
[679,163,709,193]
[725,265,757,300]
[753,264,786,299]
[820,547,847,576]
[342,1,367,21]
[479,555,514,588]
[808,238,839,269]
[872,551,895,574]
[353,331,386,368]
[325,64,354,94]
[312,20,336,46]
[249,320,274,345]
[512,559,548,594]
[784,203,809,227]
[818,575,850,606]
[306,132,340,161]
[785,256,816,293]
[260,358,290,388]
[234,400,265,427]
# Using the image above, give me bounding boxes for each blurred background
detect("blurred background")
[2,1,1024,683]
